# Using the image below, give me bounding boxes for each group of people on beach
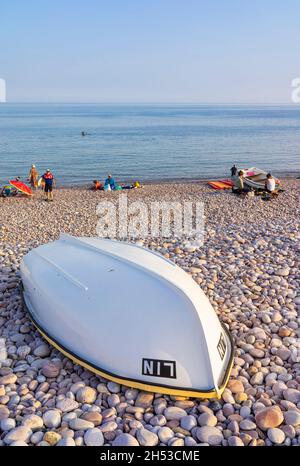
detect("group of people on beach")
[230,164,278,197]
[2,161,282,201]
[28,165,56,201]
[1,165,142,201]
[92,175,118,191]
[92,175,141,192]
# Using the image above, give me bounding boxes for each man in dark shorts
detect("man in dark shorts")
[42,169,55,201]
[231,164,238,177]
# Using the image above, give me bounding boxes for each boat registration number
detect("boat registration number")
[142,358,177,379]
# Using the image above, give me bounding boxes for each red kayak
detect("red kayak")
[9,180,33,196]
[220,179,234,187]
[208,179,234,190]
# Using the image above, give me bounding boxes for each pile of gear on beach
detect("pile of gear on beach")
[91,175,141,192]
[208,165,285,200]
[0,165,142,202]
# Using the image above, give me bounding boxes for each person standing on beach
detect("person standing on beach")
[28,164,39,189]
[42,169,55,201]
[231,164,238,177]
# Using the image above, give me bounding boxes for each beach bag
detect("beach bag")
[104,184,111,191]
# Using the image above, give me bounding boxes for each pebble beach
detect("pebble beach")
[0,178,299,447]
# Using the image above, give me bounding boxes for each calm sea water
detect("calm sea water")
[0,104,299,186]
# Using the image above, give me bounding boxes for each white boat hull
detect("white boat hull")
[241,167,280,190]
[20,234,234,398]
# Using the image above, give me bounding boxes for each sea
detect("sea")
[0,104,299,186]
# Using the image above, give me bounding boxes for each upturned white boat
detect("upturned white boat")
[20,234,234,398]
[241,167,280,190]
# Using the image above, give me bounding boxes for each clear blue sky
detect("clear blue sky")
[1,0,299,103]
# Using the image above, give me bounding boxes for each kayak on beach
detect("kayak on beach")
[208,179,234,190]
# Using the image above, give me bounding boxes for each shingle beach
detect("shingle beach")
[0,179,299,446]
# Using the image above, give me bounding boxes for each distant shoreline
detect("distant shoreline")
[2,173,299,189]
[52,174,300,189]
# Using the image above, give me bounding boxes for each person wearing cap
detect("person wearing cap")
[42,169,55,201]
[28,164,39,189]
[104,174,116,190]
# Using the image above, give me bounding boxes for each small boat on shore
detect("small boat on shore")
[20,234,234,398]
[241,167,280,190]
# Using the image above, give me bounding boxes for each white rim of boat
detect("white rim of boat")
[20,283,234,399]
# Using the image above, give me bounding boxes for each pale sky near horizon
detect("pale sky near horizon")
[1,0,300,103]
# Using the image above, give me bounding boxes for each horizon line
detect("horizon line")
[0,101,298,105]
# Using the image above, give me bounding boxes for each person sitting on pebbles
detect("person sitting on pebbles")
[1,184,14,197]
[265,173,276,193]
[104,174,116,191]
[92,180,103,191]
[232,170,247,195]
